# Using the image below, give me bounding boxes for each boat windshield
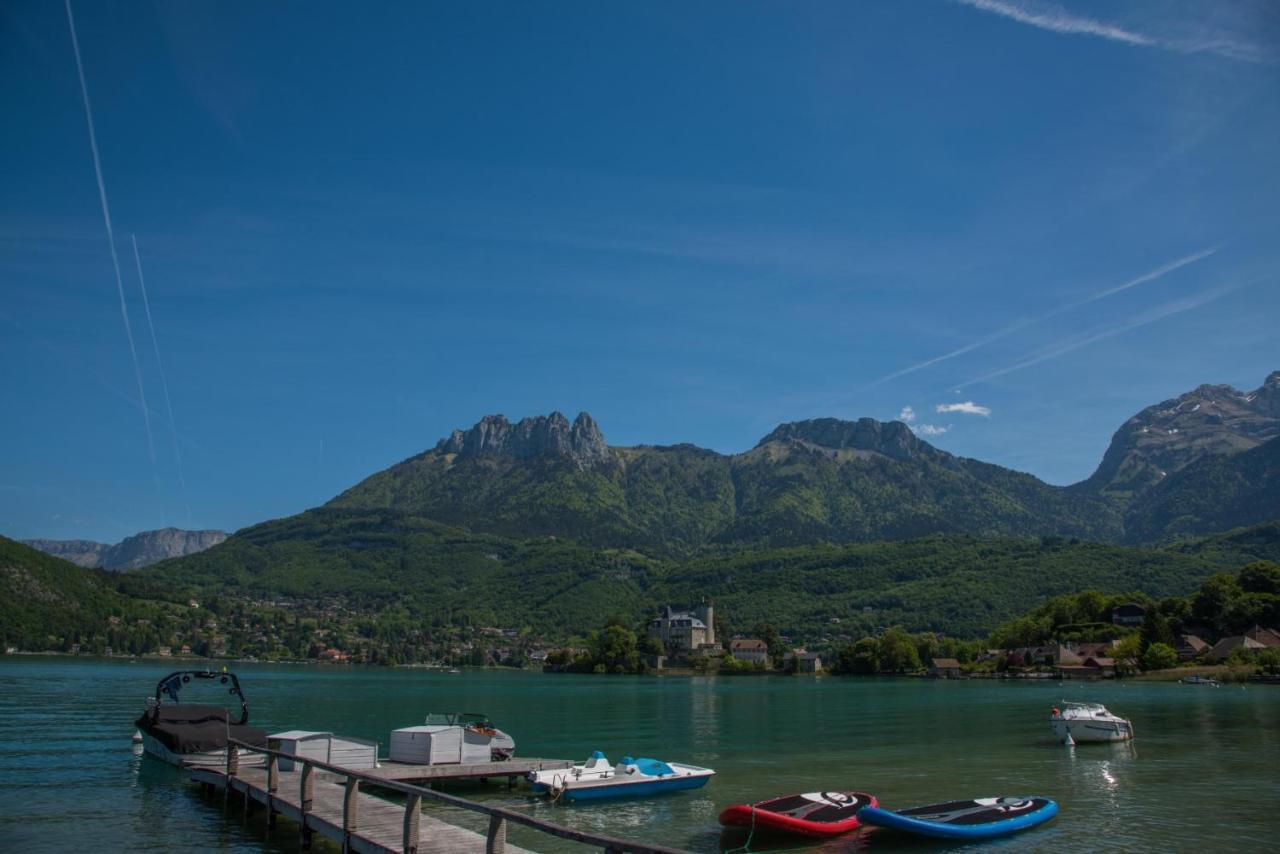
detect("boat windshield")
[152,669,249,725]
[1062,702,1107,712]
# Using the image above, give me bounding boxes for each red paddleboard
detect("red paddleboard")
[719,791,879,837]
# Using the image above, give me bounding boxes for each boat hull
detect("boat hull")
[860,797,1058,840]
[532,773,711,801]
[140,732,265,769]
[1051,718,1132,742]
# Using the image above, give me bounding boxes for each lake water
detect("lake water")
[1,657,1278,852]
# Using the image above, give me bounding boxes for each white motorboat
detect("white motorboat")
[135,670,268,767]
[1050,702,1134,743]
[528,751,714,801]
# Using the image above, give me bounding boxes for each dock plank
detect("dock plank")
[191,765,538,853]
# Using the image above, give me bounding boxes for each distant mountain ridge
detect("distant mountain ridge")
[23,527,227,570]
[330,372,1279,549]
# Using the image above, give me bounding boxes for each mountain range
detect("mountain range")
[329,371,1280,552]
[8,371,1280,646]
[23,528,227,570]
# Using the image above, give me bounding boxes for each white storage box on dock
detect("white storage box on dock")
[461,728,493,763]
[328,735,378,770]
[269,730,332,772]
[389,725,462,765]
[269,731,380,771]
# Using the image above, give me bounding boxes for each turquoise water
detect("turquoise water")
[2,658,1278,852]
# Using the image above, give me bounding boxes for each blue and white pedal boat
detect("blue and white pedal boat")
[528,751,714,801]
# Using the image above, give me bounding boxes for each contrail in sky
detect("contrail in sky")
[132,235,190,524]
[866,246,1219,389]
[65,0,158,471]
[955,280,1249,390]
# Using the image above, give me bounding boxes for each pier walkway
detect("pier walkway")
[192,738,683,853]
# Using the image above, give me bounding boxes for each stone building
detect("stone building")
[648,602,716,653]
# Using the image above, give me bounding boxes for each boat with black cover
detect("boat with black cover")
[135,669,268,767]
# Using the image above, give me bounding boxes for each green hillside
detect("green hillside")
[0,536,159,650]
[1125,438,1280,542]
[123,508,1280,641]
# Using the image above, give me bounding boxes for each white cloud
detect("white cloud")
[912,424,951,437]
[950,0,1274,63]
[936,401,992,417]
[899,406,916,423]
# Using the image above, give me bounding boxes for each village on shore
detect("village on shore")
[10,563,1279,686]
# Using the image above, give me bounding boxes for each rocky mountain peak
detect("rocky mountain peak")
[435,411,610,467]
[756,417,929,462]
[1085,370,1280,497]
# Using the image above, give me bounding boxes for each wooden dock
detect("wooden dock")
[193,739,684,853]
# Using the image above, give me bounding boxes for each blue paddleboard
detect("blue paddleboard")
[859,796,1058,840]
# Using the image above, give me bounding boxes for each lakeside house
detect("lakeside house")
[648,602,722,660]
[929,657,962,678]
[1205,636,1266,662]
[1246,626,1280,648]
[1175,634,1209,661]
[783,650,822,673]
[728,638,768,665]
[1110,603,1147,627]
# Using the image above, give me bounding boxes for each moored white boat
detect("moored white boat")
[135,670,268,768]
[528,751,714,801]
[1050,702,1133,743]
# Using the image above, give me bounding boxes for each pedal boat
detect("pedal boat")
[135,669,267,767]
[1050,701,1134,743]
[528,751,714,801]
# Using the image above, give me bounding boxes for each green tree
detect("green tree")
[878,627,922,673]
[1238,561,1280,595]
[1255,647,1280,675]
[838,637,880,674]
[1191,572,1241,635]
[592,623,639,673]
[1138,610,1174,653]
[1142,642,1178,671]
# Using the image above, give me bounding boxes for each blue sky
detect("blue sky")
[2,1,1277,542]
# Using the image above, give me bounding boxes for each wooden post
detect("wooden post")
[342,776,360,852]
[485,813,507,854]
[226,743,239,776]
[402,793,421,854]
[266,752,279,829]
[300,762,314,849]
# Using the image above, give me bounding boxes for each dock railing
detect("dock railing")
[224,737,685,854]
